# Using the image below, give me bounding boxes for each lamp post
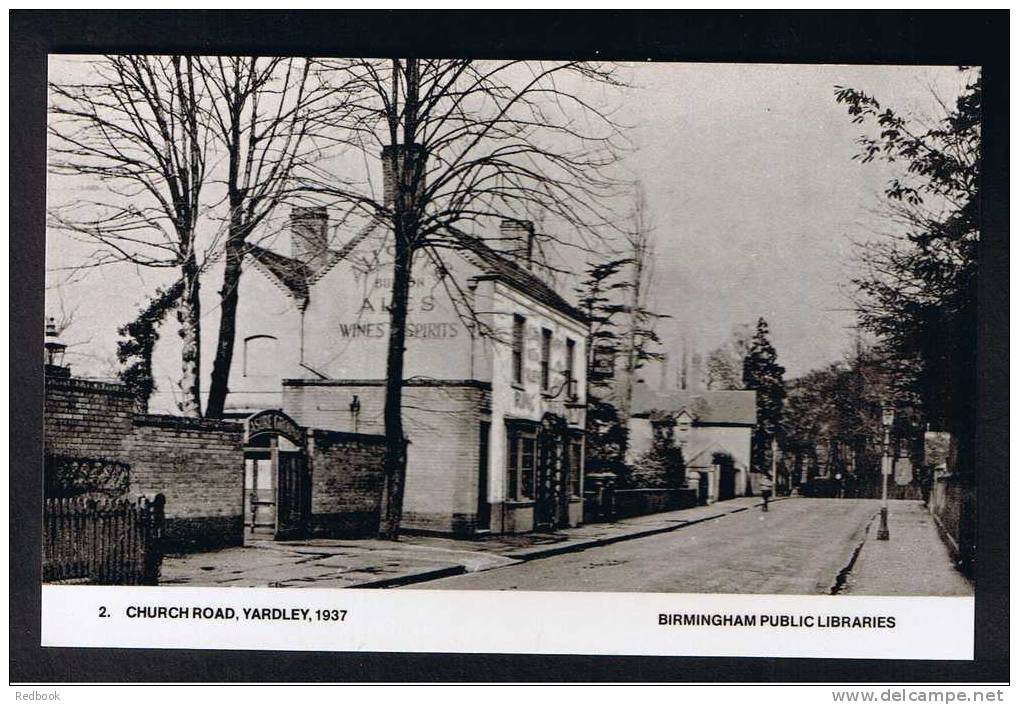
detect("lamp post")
[877,402,895,541]
[771,435,779,493]
[44,317,67,368]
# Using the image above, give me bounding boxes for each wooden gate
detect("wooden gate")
[275,451,310,540]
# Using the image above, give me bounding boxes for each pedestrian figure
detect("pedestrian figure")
[845,472,858,499]
[759,472,774,512]
[917,463,934,508]
[833,471,844,499]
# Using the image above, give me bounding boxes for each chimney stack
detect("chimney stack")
[291,206,330,274]
[499,219,536,269]
[381,143,427,210]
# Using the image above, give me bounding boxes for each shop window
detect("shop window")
[520,436,535,499]
[506,426,536,501]
[512,314,525,386]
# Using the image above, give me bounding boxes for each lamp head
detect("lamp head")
[44,317,68,367]
[881,402,895,429]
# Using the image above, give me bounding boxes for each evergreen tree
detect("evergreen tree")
[575,257,631,394]
[575,254,666,476]
[742,317,786,473]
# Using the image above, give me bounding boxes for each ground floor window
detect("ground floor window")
[506,424,537,501]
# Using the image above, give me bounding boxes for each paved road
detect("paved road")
[414,498,880,593]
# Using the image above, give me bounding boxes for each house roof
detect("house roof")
[455,233,587,324]
[631,388,757,426]
[246,216,383,304]
[247,244,313,303]
[246,216,586,325]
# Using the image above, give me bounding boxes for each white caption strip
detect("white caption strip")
[42,586,974,660]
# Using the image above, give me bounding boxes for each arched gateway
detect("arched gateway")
[243,409,309,541]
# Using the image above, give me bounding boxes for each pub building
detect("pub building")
[150,149,589,536]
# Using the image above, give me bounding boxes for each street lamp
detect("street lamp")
[44,317,67,368]
[877,401,895,540]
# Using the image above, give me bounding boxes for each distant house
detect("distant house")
[626,387,757,504]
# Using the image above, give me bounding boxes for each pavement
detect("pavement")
[160,495,768,588]
[839,499,973,596]
[161,496,972,595]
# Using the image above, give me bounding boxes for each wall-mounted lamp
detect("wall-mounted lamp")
[349,394,361,433]
[545,370,584,425]
[547,369,576,401]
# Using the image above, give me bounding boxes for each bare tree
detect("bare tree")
[308,59,629,539]
[197,57,342,418]
[617,183,664,424]
[704,344,742,390]
[49,55,212,416]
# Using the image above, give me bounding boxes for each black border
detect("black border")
[10,10,1009,683]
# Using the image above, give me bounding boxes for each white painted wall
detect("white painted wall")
[627,417,753,497]
[149,256,304,415]
[485,281,588,505]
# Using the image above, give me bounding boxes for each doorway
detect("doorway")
[243,410,310,542]
[715,453,737,501]
[244,448,275,537]
[476,422,491,532]
[534,412,569,531]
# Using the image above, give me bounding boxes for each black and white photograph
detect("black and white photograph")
[40,54,980,595]
[12,9,1008,686]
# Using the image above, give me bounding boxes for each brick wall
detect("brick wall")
[45,369,246,552]
[125,415,245,552]
[45,369,388,550]
[44,372,135,459]
[308,429,386,536]
[284,380,489,535]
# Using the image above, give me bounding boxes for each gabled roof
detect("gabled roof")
[631,388,757,426]
[454,232,587,324]
[245,215,585,325]
[247,244,312,303]
[306,216,384,286]
[246,216,383,305]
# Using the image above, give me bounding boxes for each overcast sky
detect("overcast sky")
[46,58,970,381]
